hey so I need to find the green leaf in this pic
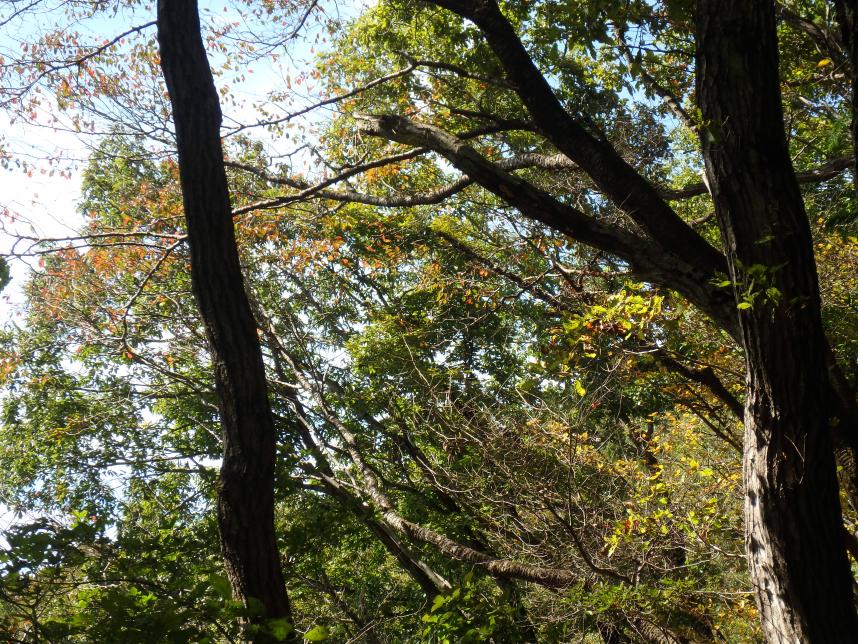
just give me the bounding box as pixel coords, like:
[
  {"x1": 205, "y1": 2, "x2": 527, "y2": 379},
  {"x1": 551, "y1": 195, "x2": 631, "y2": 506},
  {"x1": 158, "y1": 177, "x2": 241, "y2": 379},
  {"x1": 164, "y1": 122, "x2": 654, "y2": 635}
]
[
  {"x1": 304, "y1": 625, "x2": 330, "y2": 641},
  {"x1": 268, "y1": 618, "x2": 294, "y2": 641},
  {"x1": 209, "y1": 574, "x2": 232, "y2": 599},
  {"x1": 0, "y1": 257, "x2": 9, "y2": 294}
]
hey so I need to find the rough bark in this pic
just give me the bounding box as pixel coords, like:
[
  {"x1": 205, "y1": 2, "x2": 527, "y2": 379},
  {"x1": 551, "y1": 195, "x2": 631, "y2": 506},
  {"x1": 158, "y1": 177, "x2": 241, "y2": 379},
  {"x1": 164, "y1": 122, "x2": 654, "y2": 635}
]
[
  {"x1": 783, "y1": 5, "x2": 858, "y2": 514},
  {"x1": 696, "y1": 1, "x2": 858, "y2": 640},
  {"x1": 156, "y1": 0, "x2": 295, "y2": 638}
]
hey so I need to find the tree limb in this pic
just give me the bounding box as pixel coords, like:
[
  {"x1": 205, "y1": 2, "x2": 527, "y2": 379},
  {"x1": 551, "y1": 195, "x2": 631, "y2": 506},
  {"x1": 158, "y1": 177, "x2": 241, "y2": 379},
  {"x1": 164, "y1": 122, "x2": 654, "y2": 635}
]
[
  {"x1": 227, "y1": 151, "x2": 574, "y2": 209},
  {"x1": 357, "y1": 113, "x2": 739, "y2": 338},
  {"x1": 662, "y1": 155, "x2": 854, "y2": 200},
  {"x1": 423, "y1": 0, "x2": 727, "y2": 282}
]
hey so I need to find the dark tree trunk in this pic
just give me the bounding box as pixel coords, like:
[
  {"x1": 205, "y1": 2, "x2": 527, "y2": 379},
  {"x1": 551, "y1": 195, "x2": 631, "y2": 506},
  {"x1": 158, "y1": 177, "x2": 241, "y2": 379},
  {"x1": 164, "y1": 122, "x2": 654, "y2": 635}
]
[
  {"x1": 156, "y1": 0, "x2": 295, "y2": 638},
  {"x1": 696, "y1": 1, "x2": 858, "y2": 640}
]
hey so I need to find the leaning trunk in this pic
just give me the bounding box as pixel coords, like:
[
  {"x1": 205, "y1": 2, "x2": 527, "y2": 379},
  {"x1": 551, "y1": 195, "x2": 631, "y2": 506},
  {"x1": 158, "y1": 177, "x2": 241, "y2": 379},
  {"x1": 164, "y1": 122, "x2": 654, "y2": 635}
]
[
  {"x1": 696, "y1": 0, "x2": 858, "y2": 640},
  {"x1": 156, "y1": 0, "x2": 295, "y2": 637}
]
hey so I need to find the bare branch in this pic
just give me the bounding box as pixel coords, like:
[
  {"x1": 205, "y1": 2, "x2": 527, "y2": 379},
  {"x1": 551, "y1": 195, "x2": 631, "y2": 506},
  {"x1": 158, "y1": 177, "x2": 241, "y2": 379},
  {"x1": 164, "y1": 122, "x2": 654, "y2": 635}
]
[
  {"x1": 284, "y1": 0, "x2": 320, "y2": 41},
  {"x1": 397, "y1": 50, "x2": 516, "y2": 89},
  {"x1": 224, "y1": 63, "x2": 417, "y2": 137},
  {"x1": 227, "y1": 151, "x2": 574, "y2": 209},
  {"x1": 662, "y1": 155, "x2": 854, "y2": 200},
  {"x1": 613, "y1": 26, "x2": 695, "y2": 130},
  {"x1": 231, "y1": 148, "x2": 428, "y2": 215}
]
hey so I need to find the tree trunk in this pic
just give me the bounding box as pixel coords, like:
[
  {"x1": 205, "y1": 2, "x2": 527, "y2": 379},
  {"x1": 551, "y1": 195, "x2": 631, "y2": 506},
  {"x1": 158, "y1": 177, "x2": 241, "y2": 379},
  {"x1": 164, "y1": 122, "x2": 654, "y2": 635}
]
[
  {"x1": 156, "y1": 0, "x2": 295, "y2": 638},
  {"x1": 696, "y1": 1, "x2": 858, "y2": 640}
]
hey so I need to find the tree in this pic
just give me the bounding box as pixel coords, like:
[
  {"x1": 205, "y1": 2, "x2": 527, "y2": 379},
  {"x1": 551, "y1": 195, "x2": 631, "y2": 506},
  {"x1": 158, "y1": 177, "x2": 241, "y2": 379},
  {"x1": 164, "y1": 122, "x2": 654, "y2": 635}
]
[
  {"x1": 0, "y1": 134, "x2": 759, "y2": 639},
  {"x1": 336, "y1": 0, "x2": 858, "y2": 637},
  {"x1": 696, "y1": 1, "x2": 856, "y2": 638},
  {"x1": 156, "y1": 0, "x2": 295, "y2": 638},
  {"x1": 1, "y1": 0, "x2": 857, "y2": 640}
]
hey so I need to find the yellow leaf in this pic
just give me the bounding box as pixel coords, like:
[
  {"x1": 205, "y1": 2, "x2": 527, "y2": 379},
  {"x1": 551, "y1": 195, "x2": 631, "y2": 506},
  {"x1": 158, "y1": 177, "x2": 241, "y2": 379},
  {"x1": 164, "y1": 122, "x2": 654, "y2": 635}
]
[{"x1": 817, "y1": 58, "x2": 833, "y2": 68}]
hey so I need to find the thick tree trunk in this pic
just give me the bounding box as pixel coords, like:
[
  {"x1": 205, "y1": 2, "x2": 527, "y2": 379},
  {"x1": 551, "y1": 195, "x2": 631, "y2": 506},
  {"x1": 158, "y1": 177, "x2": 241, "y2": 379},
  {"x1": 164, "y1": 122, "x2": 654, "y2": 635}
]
[
  {"x1": 696, "y1": 1, "x2": 858, "y2": 641},
  {"x1": 156, "y1": 0, "x2": 295, "y2": 638}
]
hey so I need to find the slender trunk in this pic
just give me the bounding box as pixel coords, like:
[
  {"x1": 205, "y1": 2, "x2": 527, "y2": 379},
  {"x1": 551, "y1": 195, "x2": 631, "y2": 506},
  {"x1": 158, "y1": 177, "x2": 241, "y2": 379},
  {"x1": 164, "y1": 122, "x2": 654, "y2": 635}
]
[
  {"x1": 156, "y1": 0, "x2": 295, "y2": 638},
  {"x1": 696, "y1": 1, "x2": 858, "y2": 640}
]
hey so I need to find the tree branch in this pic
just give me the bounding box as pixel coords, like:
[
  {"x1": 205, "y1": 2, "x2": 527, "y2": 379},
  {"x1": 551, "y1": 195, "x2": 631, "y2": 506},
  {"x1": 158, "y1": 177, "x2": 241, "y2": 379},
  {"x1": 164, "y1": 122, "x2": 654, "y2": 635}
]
[
  {"x1": 227, "y1": 151, "x2": 574, "y2": 209},
  {"x1": 423, "y1": 0, "x2": 728, "y2": 282},
  {"x1": 777, "y1": 3, "x2": 846, "y2": 64},
  {"x1": 358, "y1": 113, "x2": 740, "y2": 338},
  {"x1": 613, "y1": 26, "x2": 695, "y2": 130},
  {"x1": 662, "y1": 155, "x2": 855, "y2": 200}
]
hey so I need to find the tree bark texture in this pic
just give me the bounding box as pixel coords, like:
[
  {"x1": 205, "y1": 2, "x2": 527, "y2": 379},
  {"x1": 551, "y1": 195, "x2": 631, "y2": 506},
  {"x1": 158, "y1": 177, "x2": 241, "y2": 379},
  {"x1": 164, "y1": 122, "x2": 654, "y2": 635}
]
[
  {"x1": 156, "y1": 0, "x2": 295, "y2": 637},
  {"x1": 696, "y1": 1, "x2": 858, "y2": 641}
]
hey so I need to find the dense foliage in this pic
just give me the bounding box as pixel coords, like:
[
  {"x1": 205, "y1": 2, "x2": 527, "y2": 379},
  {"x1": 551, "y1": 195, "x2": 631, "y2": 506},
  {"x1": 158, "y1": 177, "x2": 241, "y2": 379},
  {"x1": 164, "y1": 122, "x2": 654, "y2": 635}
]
[{"x1": 0, "y1": 0, "x2": 856, "y2": 641}]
